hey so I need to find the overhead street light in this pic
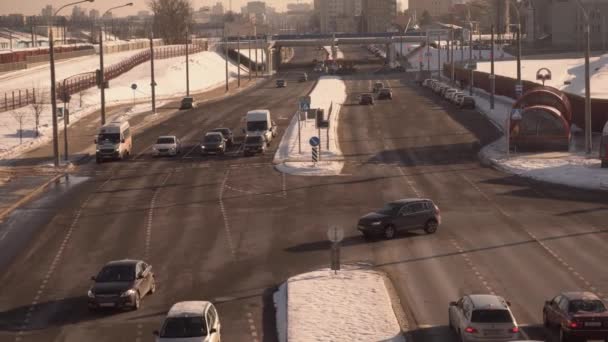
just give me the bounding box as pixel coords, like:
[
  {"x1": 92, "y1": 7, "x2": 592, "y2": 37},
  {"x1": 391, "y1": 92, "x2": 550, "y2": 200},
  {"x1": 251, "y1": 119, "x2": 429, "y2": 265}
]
[
  {"x1": 508, "y1": 0, "x2": 523, "y2": 98},
  {"x1": 99, "y1": 2, "x2": 133, "y2": 126},
  {"x1": 48, "y1": 0, "x2": 95, "y2": 167},
  {"x1": 573, "y1": 0, "x2": 593, "y2": 154}
]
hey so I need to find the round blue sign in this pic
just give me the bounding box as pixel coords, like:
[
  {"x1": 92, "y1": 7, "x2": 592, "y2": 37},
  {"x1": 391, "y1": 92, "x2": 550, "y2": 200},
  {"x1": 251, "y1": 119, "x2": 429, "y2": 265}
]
[{"x1": 309, "y1": 136, "x2": 320, "y2": 147}]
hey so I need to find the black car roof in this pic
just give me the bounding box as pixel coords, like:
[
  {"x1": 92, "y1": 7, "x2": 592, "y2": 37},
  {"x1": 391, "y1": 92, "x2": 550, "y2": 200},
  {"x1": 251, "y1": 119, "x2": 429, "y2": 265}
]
[
  {"x1": 105, "y1": 259, "x2": 141, "y2": 267},
  {"x1": 562, "y1": 291, "x2": 602, "y2": 300},
  {"x1": 390, "y1": 198, "x2": 432, "y2": 205}
]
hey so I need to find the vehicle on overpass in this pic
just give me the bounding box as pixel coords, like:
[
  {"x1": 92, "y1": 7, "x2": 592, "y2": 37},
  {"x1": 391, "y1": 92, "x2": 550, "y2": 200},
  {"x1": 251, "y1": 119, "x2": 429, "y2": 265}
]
[
  {"x1": 95, "y1": 120, "x2": 132, "y2": 163},
  {"x1": 88, "y1": 259, "x2": 156, "y2": 311},
  {"x1": 246, "y1": 109, "x2": 277, "y2": 143},
  {"x1": 357, "y1": 198, "x2": 440, "y2": 240},
  {"x1": 153, "y1": 301, "x2": 221, "y2": 341}
]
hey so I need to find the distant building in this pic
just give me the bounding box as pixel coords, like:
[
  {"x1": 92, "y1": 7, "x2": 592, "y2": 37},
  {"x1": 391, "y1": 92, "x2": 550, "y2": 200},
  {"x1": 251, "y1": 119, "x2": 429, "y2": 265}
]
[
  {"x1": 408, "y1": 0, "x2": 453, "y2": 19},
  {"x1": 287, "y1": 3, "x2": 312, "y2": 12},
  {"x1": 316, "y1": 0, "x2": 362, "y2": 33},
  {"x1": 0, "y1": 14, "x2": 26, "y2": 28},
  {"x1": 102, "y1": 12, "x2": 113, "y2": 20},
  {"x1": 211, "y1": 2, "x2": 224, "y2": 16},
  {"x1": 41, "y1": 5, "x2": 53, "y2": 18},
  {"x1": 89, "y1": 9, "x2": 100, "y2": 21},
  {"x1": 137, "y1": 10, "x2": 151, "y2": 18},
  {"x1": 361, "y1": 0, "x2": 396, "y2": 33},
  {"x1": 247, "y1": 1, "x2": 267, "y2": 24},
  {"x1": 71, "y1": 6, "x2": 87, "y2": 21}
]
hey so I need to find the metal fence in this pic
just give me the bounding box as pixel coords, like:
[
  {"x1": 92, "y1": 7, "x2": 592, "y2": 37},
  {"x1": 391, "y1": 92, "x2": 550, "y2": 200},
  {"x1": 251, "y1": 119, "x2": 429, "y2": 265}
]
[{"x1": 0, "y1": 43, "x2": 206, "y2": 113}]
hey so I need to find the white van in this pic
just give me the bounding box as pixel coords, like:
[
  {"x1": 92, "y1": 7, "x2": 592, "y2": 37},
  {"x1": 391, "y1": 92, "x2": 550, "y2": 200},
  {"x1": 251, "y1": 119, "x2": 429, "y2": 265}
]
[
  {"x1": 246, "y1": 109, "x2": 277, "y2": 143},
  {"x1": 95, "y1": 120, "x2": 132, "y2": 163}
]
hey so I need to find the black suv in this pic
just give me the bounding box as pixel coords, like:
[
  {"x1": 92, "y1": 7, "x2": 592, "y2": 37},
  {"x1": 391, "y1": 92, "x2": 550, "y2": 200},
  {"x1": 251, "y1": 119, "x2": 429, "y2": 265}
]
[{"x1": 357, "y1": 198, "x2": 441, "y2": 240}]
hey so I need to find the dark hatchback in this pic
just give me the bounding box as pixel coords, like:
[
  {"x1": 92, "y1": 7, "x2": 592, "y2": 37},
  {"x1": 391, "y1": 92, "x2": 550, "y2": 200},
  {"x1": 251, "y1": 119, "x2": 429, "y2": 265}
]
[
  {"x1": 377, "y1": 88, "x2": 393, "y2": 100},
  {"x1": 543, "y1": 291, "x2": 608, "y2": 342},
  {"x1": 201, "y1": 132, "x2": 226, "y2": 155},
  {"x1": 210, "y1": 127, "x2": 234, "y2": 147},
  {"x1": 357, "y1": 198, "x2": 441, "y2": 240},
  {"x1": 88, "y1": 259, "x2": 156, "y2": 311},
  {"x1": 360, "y1": 93, "x2": 375, "y2": 105}
]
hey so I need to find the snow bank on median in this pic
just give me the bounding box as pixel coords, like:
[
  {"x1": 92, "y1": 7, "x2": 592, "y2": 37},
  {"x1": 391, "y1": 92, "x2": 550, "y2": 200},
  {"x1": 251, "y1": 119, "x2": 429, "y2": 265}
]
[
  {"x1": 274, "y1": 268, "x2": 405, "y2": 342},
  {"x1": 273, "y1": 76, "x2": 347, "y2": 176},
  {"x1": 324, "y1": 46, "x2": 344, "y2": 60}
]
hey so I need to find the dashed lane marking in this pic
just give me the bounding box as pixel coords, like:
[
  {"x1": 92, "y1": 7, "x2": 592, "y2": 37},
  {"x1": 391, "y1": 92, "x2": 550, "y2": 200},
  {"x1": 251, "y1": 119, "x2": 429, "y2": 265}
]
[
  {"x1": 14, "y1": 176, "x2": 113, "y2": 341},
  {"x1": 219, "y1": 170, "x2": 237, "y2": 260},
  {"x1": 247, "y1": 311, "x2": 260, "y2": 342}
]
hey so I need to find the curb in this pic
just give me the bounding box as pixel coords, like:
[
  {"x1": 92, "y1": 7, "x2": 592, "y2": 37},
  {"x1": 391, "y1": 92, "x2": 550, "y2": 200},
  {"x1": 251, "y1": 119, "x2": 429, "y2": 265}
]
[{"x1": 0, "y1": 173, "x2": 65, "y2": 223}]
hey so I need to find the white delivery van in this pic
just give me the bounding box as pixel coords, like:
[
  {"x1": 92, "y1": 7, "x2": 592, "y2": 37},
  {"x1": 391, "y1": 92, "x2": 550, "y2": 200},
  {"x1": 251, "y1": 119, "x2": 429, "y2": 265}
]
[
  {"x1": 95, "y1": 120, "x2": 132, "y2": 163},
  {"x1": 246, "y1": 109, "x2": 276, "y2": 143}
]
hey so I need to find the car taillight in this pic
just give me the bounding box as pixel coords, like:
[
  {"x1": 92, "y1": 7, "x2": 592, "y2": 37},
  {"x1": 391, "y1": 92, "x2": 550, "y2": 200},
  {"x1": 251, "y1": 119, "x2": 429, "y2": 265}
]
[
  {"x1": 569, "y1": 321, "x2": 578, "y2": 329},
  {"x1": 434, "y1": 204, "x2": 440, "y2": 213},
  {"x1": 465, "y1": 327, "x2": 478, "y2": 334},
  {"x1": 510, "y1": 326, "x2": 519, "y2": 333}
]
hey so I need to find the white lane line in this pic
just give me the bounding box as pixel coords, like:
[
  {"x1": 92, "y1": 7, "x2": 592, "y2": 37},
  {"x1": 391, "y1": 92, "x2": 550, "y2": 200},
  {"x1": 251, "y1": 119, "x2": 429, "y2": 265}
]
[
  {"x1": 182, "y1": 144, "x2": 200, "y2": 159},
  {"x1": 282, "y1": 172, "x2": 287, "y2": 198},
  {"x1": 14, "y1": 176, "x2": 113, "y2": 341},
  {"x1": 133, "y1": 145, "x2": 153, "y2": 161},
  {"x1": 460, "y1": 173, "x2": 603, "y2": 297},
  {"x1": 144, "y1": 172, "x2": 172, "y2": 260},
  {"x1": 247, "y1": 311, "x2": 259, "y2": 342},
  {"x1": 219, "y1": 170, "x2": 237, "y2": 260}
]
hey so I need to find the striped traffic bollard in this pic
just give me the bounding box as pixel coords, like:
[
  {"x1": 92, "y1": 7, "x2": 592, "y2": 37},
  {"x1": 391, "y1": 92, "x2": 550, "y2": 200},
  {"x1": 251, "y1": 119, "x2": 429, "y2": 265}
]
[{"x1": 312, "y1": 146, "x2": 319, "y2": 163}]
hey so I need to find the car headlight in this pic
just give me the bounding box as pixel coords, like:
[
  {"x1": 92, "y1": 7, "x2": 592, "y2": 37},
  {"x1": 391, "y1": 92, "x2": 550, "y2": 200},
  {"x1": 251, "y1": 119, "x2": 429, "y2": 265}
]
[
  {"x1": 201, "y1": 145, "x2": 206, "y2": 149},
  {"x1": 87, "y1": 290, "x2": 95, "y2": 298},
  {"x1": 371, "y1": 221, "x2": 382, "y2": 226},
  {"x1": 121, "y1": 289, "x2": 136, "y2": 297},
  {"x1": 152, "y1": 146, "x2": 158, "y2": 151}
]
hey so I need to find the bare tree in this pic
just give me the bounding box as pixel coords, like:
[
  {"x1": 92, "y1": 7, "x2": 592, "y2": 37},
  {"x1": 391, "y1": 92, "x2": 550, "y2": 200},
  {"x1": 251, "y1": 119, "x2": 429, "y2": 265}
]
[
  {"x1": 148, "y1": 0, "x2": 193, "y2": 44},
  {"x1": 11, "y1": 110, "x2": 29, "y2": 145},
  {"x1": 30, "y1": 88, "x2": 47, "y2": 137}
]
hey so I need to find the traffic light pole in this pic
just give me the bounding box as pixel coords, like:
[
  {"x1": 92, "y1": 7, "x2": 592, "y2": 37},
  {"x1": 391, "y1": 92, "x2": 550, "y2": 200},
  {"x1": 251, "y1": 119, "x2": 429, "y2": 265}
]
[
  {"x1": 150, "y1": 34, "x2": 156, "y2": 114},
  {"x1": 99, "y1": 29, "x2": 106, "y2": 125}
]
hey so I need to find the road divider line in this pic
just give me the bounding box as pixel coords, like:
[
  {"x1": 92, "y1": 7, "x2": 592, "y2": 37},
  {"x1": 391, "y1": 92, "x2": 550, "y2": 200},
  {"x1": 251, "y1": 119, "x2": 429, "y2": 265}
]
[{"x1": 219, "y1": 170, "x2": 237, "y2": 260}]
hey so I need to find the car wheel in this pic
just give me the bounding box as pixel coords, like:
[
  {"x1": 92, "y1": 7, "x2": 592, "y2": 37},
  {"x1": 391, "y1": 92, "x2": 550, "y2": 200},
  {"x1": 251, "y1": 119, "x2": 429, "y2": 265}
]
[
  {"x1": 424, "y1": 220, "x2": 438, "y2": 234},
  {"x1": 149, "y1": 280, "x2": 156, "y2": 295},
  {"x1": 132, "y1": 292, "x2": 141, "y2": 310},
  {"x1": 384, "y1": 225, "x2": 396, "y2": 239}
]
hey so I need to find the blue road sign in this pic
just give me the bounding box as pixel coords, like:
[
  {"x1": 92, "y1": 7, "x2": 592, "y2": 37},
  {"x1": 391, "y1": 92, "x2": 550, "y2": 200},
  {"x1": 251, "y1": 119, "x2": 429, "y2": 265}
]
[
  {"x1": 299, "y1": 96, "x2": 311, "y2": 111},
  {"x1": 309, "y1": 136, "x2": 320, "y2": 147}
]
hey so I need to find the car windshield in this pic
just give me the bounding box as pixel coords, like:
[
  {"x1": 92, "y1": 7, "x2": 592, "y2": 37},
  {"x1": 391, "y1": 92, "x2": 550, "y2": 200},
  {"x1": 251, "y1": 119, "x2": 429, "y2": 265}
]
[
  {"x1": 160, "y1": 316, "x2": 207, "y2": 338},
  {"x1": 569, "y1": 300, "x2": 606, "y2": 313},
  {"x1": 156, "y1": 137, "x2": 175, "y2": 144},
  {"x1": 246, "y1": 136, "x2": 263, "y2": 144},
  {"x1": 471, "y1": 309, "x2": 512, "y2": 323},
  {"x1": 204, "y1": 134, "x2": 221, "y2": 142},
  {"x1": 248, "y1": 121, "x2": 268, "y2": 131},
  {"x1": 212, "y1": 129, "x2": 229, "y2": 136},
  {"x1": 98, "y1": 133, "x2": 120, "y2": 144},
  {"x1": 377, "y1": 203, "x2": 401, "y2": 215},
  {"x1": 380, "y1": 89, "x2": 390, "y2": 94},
  {"x1": 96, "y1": 265, "x2": 135, "y2": 282}
]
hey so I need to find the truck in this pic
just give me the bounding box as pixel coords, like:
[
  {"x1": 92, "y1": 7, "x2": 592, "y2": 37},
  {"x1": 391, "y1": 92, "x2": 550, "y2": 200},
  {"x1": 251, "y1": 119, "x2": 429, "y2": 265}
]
[{"x1": 245, "y1": 109, "x2": 277, "y2": 143}]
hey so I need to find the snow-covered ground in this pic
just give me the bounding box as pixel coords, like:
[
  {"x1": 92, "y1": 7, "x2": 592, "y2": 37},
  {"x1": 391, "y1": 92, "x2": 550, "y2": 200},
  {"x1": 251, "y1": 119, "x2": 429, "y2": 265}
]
[
  {"x1": 323, "y1": 46, "x2": 344, "y2": 60},
  {"x1": 477, "y1": 53, "x2": 608, "y2": 99},
  {"x1": 274, "y1": 76, "x2": 346, "y2": 176},
  {"x1": 394, "y1": 42, "x2": 420, "y2": 56},
  {"x1": 409, "y1": 45, "x2": 513, "y2": 71},
  {"x1": 469, "y1": 86, "x2": 608, "y2": 191},
  {"x1": 0, "y1": 51, "x2": 242, "y2": 159},
  {"x1": 274, "y1": 268, "x2": 404, "y2": 342},
  {"x1": 235, "y1": 48, "x2": 266, "y2": 63}
]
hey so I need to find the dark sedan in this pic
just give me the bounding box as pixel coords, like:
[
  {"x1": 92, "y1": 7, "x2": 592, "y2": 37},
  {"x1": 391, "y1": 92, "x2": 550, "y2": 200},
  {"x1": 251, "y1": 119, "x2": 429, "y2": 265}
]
[
  {"x1": 88, "y1": 259, "x2": 155, "y2": 311},
  {"x1": 377, "y1": 88, "x2": 393, "y2": 100},
  {"x1": 357, "y1": 198, "x2": 441, "y2": 240},
  {"x1": 360, "y1": 93, "x2": 374, "y2": 105},
  {"x1": 543, "y1": 292, "x2": 608, "y2": 342},
  {"x1": 201, "y1": 132, "x2": 226, "y2": 155},
  {"x1": 210, "y1": 127, "x2": 234, "y2": 147}
]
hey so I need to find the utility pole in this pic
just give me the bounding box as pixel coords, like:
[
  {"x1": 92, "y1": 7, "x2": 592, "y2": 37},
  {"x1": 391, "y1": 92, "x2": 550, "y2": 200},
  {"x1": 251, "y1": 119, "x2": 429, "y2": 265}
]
[
  {"x1": 490, "y1": 25, "x2": 495, "y2": 110},
  {"x1": 150, "y1": 33, "x2": 156, "y2": 114},
  {"x1": 237, "y1": 35, "x2": 241, "y2": 87},
  {"x1": 49, "y1": 26, "x2": 59, "y2": 166},
  {"x1": 426, "y1": 32, "x2": 430, "y2": 76},
  {"x1": 469, "y1": 24, "x2": 473, "y2": 96},
  {"x1": 451, "y1": 29, "x2": 455, "y2": 82},
  {"x1": 584, "y1": 20, "x2": 592, "y2": 154},
  {"x1": 224, "y1": 28, "x2": 229, "y2": 92},
  {"x1": 248, "y1": 37, "x2": 252, "y2": 81},
  {"x1": 186, "y1": 26, "x2": 190, "y2": 96},
  {"x1": 261, "y1": 37, "x2": 265, "y2": 76},
  {"x1": 437, "y1": 33, "x2": 441, "y2": 79},
  {"x1": 99, "y1": 28, "x2": 106, "y2": 124}
]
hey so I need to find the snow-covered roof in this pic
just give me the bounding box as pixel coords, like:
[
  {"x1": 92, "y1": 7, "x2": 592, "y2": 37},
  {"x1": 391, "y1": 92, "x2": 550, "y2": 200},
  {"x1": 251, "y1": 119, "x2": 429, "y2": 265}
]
[{"x1": 167, "y1": 301, "x2": 210, "y2": 317}]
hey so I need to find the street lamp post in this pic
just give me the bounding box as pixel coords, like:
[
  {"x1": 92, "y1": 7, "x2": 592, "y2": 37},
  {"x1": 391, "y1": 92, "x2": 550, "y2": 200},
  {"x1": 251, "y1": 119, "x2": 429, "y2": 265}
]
[
  {"x1": 509, "y1": 0, "x2": 522, "y2": 97},
  {"x1": 99, "y1": 3, "x2": 132, "y2": 126},
  {"x1": 186, "y1": 26, "x2": 190, "y2": 96},
  {"x1": 573, "y1": 0, "x2": 593, "y2": 154},
  {"x1": 48, "y1": 0, "x2": 95, "y2": 167}
]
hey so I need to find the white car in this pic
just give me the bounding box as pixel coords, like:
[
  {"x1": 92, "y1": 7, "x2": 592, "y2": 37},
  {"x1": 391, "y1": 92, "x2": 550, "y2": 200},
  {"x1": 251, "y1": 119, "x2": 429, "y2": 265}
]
[
  {"x1": 449, "y1": 294, "x2": 520, "y2": 342},
  {"x1": 152, "y1": 136, "x2": 181, "y2": 157},
  {"x1": 444, "y1": 88, "x2": 459, "y2": 100},
  {"x1": 453, "y1": 93, "x2": 466, "y2": 104},
  {"x1": 154, "y1": 301, "x2": 221, "y2": 342}
]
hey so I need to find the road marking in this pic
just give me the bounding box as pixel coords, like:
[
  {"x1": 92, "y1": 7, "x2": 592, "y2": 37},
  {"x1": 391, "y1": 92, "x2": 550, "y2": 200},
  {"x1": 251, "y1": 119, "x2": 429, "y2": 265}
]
[
  {"x1": 13, "y1": 176, "x2": 113, "y2": 341},
  {"x1": 282, "y1": 172, "x2": 287, "y2": 198},
  {"x1": 182, "y1": 144, "x2": 200, "y2": 159},
  {"x1": 247, "y1": 311, "x2": 259, "y2": 342},
  {"x1": 219, "y1": 170, "x2": 237, "y2": 260},
  {"x1": 133, "y1": 145, "x2": 153, "y2": 161}
]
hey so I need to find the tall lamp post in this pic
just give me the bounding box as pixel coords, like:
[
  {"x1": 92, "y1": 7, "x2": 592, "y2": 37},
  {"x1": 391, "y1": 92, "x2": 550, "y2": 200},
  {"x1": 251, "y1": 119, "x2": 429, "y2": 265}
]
[
  {"x1": 99, "y1": 3, "x2": 133, "y2": 126},
  {"x1": 573, "y1": 0, "x2": 593, "y2": 154},
  {"x1": 48, "y1": 0, "x2": 95, "y2": 167},
  {"x1": 509, "y1": 0, "x2": 522, "y2": 97}
]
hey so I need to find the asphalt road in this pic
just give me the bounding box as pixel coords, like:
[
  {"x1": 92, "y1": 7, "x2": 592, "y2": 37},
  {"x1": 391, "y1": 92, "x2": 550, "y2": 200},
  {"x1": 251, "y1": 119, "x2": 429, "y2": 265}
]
[{"x1": 0, "y1": 45, "x2": 607, "y2": 342}]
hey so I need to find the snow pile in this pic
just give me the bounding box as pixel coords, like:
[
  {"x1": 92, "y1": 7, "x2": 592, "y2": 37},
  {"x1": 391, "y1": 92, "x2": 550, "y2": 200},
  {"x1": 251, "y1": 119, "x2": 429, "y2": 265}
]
[
  {"x1": 274, "y1": 268, "x2": 404, "y2": 342},
  {"x1": 236, "y1": 48, "x2": 266, "y2": 63},
  {"x1": 0, "y1": 51, "x2": 241, "y2": 160},
  {"x1": 409, "y1": 45, "x2": 513, "y2": 71},
  {"x1": 394, "y1": 42, "x2": 421, "y2": 56},
  {"x1": 274, "y1": 76, "x2": 346, "y2": 176},
  {"x1": 470, "y1": 88, "x2": 608, "y2": 191},
  {"x1": 323, "y1": 46, "x2": 344, "y2": 60},
  {"x1": 477, "y1": 53, "x2": 608, "y2": 99}
]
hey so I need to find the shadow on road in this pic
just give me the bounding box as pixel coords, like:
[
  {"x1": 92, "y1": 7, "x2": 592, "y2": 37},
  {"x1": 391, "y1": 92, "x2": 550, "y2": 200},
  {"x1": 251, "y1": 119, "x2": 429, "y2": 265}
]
[{"x1": 285, "y1": 231, "x2": 423, "y2": 253}]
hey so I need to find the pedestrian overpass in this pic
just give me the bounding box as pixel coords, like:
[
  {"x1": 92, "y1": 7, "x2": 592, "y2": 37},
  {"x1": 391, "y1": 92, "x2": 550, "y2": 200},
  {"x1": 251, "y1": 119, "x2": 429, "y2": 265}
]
[{"x1": 219, "y1": 33, "x2": 428, "y2": 73}]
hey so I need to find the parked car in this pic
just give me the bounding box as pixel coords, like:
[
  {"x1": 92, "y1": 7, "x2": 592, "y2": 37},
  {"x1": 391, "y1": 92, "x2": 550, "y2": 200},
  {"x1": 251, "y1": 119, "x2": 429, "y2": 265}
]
[
  {"x1": 276, "y1": 79, "x2": 286, "y2": 88},
  {"x1": 422, "y1": 79, "x2": 433, "y2": 87},
  {"x1": 153, "y1": 301, "x2": 221, "y2": 342},
  {"x1": 88, "y1": 259, "x2": 156, "y2": 311},
  {"x1": 444, "y1": 88, "x2": 459, "y2": 101},
  {"x1": 543, "y1": 291, "x2": 608, "y2": 342},
  {"x1": 377, "y1": 88, "x2": 393, "y2": 100},
  {"x1": 152, "y1": 136, "x2": 181, "y2": 157},
  {"x1": 458, "y1": 96, "x2": 476, "y2": 109},
  {"x1": 180, "y1": 97, "x2": 195, "y2": 110},
  {"x1": 359, "y1": 93, "x2": 375, "y2": 105},
  {"x1": 439, "y1": 85, "x2": 451, "y2": 97},
  {"x1": 243, "y1": 134, "x2": 268, "y2": 156},
  {"x1": 210, "y1": 128, "x2": 234, "y2": 147},
  {"x1": 449, "y1": 92, "x2": 465, "y2": 103},
  {"x1": 200, "y1": 132, "x2": 226, "y2": 155},
  {"x1": 357, "y1": 198, "x2": 441, "y2": 240},
  {"x1": 449, "y1": 294, "x2": 520, "y2": 342},
  {"x1": 372, "y1": 82, "x2": 384, "y2": 93},
  {"x1": 299, "y1": 72, "x2": 308, "y2": 82}
]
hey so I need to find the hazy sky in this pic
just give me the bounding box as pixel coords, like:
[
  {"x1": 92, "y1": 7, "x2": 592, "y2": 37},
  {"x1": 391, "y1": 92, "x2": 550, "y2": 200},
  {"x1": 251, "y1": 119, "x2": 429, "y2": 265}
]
[{"x1": 0, "y1": 0, "x2": 408, "y2": 16}]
